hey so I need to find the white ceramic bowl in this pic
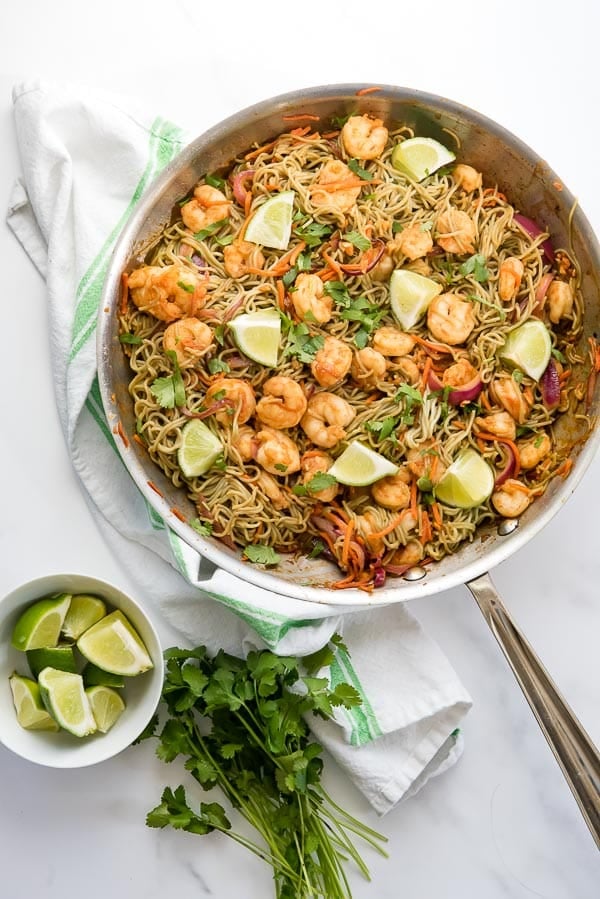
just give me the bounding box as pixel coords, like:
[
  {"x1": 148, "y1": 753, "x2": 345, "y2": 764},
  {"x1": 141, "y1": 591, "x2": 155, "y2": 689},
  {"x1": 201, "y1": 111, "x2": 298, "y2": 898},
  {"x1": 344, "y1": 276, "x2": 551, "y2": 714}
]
[{"x1": 0, "y1": 573, "x2": 164, "y2": 768}]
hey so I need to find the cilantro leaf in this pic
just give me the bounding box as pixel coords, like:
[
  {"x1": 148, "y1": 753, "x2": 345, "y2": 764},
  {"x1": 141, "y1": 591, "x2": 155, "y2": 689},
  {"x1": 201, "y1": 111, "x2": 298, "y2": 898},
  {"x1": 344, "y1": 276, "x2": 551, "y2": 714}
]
[
  {"x1": 243, "y1": 544, "x2": 281, "y2": 566},
  {"x1": 459, "y1": 254, "x2": 489, "y2": 283},
  {"x1": 208, "y1": 358, "x2": 231, "y2": 375},
  {"x1": 343, "y1": 231, "x2": 371, "y2": 252},
  {"x1": 283, "y1": 320, "x2": 325, "y2": 364},
  {"x1": 306, "y1": 472, "x2": 337, "y2": 493},
  {"x1": 392, "y1": 221, "x2": 404, "y2": 233},
  {"x1": 552, "y1": 347, "x2": 567, "y2": 363},
  {"x1": 119, "y1": 333, "x2": 142, "y2": 345},
  {"x1": 190, "y1": 518, "x2": 213, "y2": 537},
  {"x1": 308, "y1": 539, "x2": 325, "y2": 559},
  {"x1": 177, "y1": 280, "x2": 196, "y2": 293},
  {"x1": 150, "y1": 375, "x2": 177, "y2": 408},
  {"x1": 205, "y1": 172, "x2": 226, "y2": 190},
  {"x1": 323, "y1": 280, "x2": 351, "y2": 306},
  {"x1": 293, "y1": 219, "x2": 333, "y2": 248},
  {"x1": 193, "y1": 219, "x2": 228, "y2": 241},
  {"x1": 347, "y1": 158, "x2": 373, "y2": 180}
]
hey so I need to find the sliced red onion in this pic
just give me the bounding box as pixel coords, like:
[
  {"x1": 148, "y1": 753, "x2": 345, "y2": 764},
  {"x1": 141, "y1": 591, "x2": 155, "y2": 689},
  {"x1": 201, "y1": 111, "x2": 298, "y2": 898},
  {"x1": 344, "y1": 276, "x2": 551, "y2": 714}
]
[
  {"x1": 373, "y1": 566, "x2": 386, "y2": 588},
  {"x1": 384, "y1": 562, "x2": 413, "y2": 577},
  {"x1": 191, "y1": 253, "x2": 206, "y2": 269},
  {"x1": 494, "y1": 444, "x2": 517, "y2": 488},
  {"x1": 534, "y1": 272, "x2": 554, "y2": 305},
  {"x1": 540, "y1": 358, "x2": 561, "y2": 409},
  {"x1": 428, "y1": 369, "x2": 483, "y2": 405},
  {"x1": 513, "y1": 213, "x2": 555, "y2": 263},
  {"x1": 223, "y1": 295, "x2": 245, "y2": 322},
  {"x1": 310, "y1": 515, "x2": 342, "y2": 541},
  {"x1": 181, "y1": 399, "x2": 231, "y2": 420},
  {"x1": 339, "y1": 239, "x2": 386, "y2": 275},
  {"x1": 231, "y1": 169, "x2": 256, "y2": 206}
]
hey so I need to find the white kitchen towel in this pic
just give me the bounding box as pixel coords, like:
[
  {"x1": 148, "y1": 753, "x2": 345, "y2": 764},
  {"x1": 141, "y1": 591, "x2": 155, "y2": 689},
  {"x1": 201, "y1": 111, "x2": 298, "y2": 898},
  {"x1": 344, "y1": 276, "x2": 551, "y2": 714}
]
[{"x1": 7, "y1": 79, "x2": 472, "y2": 814}]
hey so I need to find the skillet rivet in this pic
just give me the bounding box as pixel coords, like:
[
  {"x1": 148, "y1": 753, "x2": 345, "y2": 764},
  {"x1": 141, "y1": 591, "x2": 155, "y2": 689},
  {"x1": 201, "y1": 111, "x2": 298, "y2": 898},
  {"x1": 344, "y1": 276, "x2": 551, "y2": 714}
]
[
  {"x1": 403, "y1": 566, "x2": 427, "y2": 581},
  {"x1": 498, "y1": 519, "x2": 519, "y2": 536}
]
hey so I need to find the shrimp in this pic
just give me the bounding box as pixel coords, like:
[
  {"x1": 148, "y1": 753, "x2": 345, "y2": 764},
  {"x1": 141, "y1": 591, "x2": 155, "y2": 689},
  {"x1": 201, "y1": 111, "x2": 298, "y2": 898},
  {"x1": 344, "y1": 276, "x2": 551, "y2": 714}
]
[
  {"x1": 491, "y1": 377, "x2": 531, "y2": 424},
  {"x1": 547, "y1": 280, "x2": 574, "y2": 323},
  {"x1": 427, "y1": 293, "x2": 475, "y2": 345},
  {"x1": 255, "y1": 427, "x2": 301, "y2": 475},
  {"x1": 300, "y1": 393, "x2": 355, "y2": 448},
  {"x1": 518, "y1": 433, "x2": 552, "y2": 470},
  {"x1": 372, "y1": 327, "x2": 415, "y2": 357},
  {"x1": 205, "y1": 378, "x2": 256, "y2": 426},
  {"x1": 491, "y1": 479, "x2": 532, "y2": 518},
  {"x1": 370, "y1": 251, "x2": 394, "y2": 282},
  {"x1": 498, "y1": 257, "x2": 524, "y2": 302},
  {"x1": 453, "y1": 164, "x2": 482, "y2": 193},
  {"x1": 371, "y1": 473, "x2": 411, "y2": 510},
  {"x1": 128, "y1": 264, "x2": 207, "y2": 322},
  {"x1": 350, "y1": 347, "x2": 387, "y2": 388},
  {"x1": 474, "y1": 411, "x2": 517, "y2": 441},
  {"x1": 354, "y1": 510, "x2": 385, "y2": 555},
  {"x1": 395, "y1": 356, "x2": 421, "y2": 385},
  {"x1": 300, "y1": 450, "x2": 339, "y2": 502},
  {"x1": 291, "y1": 273, "x2": 332, "y2": 323},
  {"x1": 311, "y1": 159, "x2": 362, "y2": 213},
  {"x1": 256, "y1": 377, "x2": 307, "y2": 429},
  {"x1": 391, "y1": 223, "x2": 433, "y2": 261},
  {"x1": 441, "y1": 358, "x2": 479, "y2": 387},
  {"x1": 406, "y1": 443, "x2": 447, "y2": 485},
  {"x1": 341, "y1": 114, "x2": 388, "y2": 160},
  {"x1": 256, "y1": 470, "x2": 290, "y2": 510},
  {"x1": 163, "y1": 318, "x2": 213, "y2": 368},
  {"x1": 230, "y1": 425, "x2": 257, "y2": 462},
  {"x1": 435, "y1": 209, "x2": 476, "y2": 255},
  {"x1": 181, "y1": 184, "x2": 231, "y2": 233},
  {"x1": 311, "y1": 337, "x2": 353, "y2": 388},
  {"x1": 223, "y1": 240, "x2": 265, "y2": 278},
  {"x1": 389, "y1": 539, "x2": 424, "y2": 567}
]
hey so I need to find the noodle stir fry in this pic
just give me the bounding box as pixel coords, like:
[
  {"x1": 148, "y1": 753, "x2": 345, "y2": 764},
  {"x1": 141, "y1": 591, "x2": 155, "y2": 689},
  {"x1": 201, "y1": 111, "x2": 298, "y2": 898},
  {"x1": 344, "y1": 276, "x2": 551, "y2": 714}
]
[{"x1": 119, "y1": 114, "x2": 588, "y2": 591}]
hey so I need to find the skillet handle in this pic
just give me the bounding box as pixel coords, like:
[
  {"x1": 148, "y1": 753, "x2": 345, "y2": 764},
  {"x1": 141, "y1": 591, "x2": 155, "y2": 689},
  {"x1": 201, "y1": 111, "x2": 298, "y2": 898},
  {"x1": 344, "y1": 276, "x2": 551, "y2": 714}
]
[{"x1": 466, "y1": 572, "x2": 600, "y2": 849}]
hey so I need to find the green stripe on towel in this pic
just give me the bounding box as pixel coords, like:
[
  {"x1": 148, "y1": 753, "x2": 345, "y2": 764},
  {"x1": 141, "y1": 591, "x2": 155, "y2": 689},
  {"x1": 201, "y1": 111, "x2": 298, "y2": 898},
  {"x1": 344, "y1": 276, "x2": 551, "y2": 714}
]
[{"x1": 330, "y1": 647, "x2": 382, "y2": 746}]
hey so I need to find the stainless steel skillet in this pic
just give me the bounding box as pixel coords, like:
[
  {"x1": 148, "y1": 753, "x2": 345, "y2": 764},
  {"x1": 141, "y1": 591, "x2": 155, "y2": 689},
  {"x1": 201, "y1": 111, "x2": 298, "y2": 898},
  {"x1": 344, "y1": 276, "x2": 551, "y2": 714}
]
[{"x1": 97, "y1": 85, "x2": 600, "y2": 844}]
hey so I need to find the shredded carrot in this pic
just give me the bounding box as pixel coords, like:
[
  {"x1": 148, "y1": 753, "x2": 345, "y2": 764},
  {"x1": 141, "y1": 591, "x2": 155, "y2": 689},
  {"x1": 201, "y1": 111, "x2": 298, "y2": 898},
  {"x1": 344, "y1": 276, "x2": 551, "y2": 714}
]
[
  {"x1": 589, "y1": 336, "x2": 600, "y2": 372},
  {"x1": 283, "y1": 114, "x2": 320, "y2": 123},
  {"x1": 476, "y1": 431, "x2": 521, "y2": 478},
  {"x1": 132, "y1": 433, "x2": 145, "y2": 447},
  {"x1": 276, "y1": 279, "x2": 285, "y2": 312},
  {"x1": 421, "y1": 356, "x2": 432, "y2": 392},
  {"x1": 244, "y1": 190, "x2": 252, "y2": 218},
  {"x1": 356, "y1": 86, "x2": 382, "y2": 96},
  {"x1": 431, "y1": 502, "x2": 442, "y2": 530},
  {"x1": 420, "y1": 510, "x2": 433, "y2": 545},
  {"x1": 115, "y1": 420, "x2": 129, "y2": 448},
  {"x1": 244, "y1": 139, "x2": 278, "y2": 162},
  {"x1": 119, "y1": 272, "x2": 129, "y2": 315},
  {"x1": 147, "y1": 480, "x2": 163, "y2": 497},
  {"x1": 322, "y1": 130, "x2": 340, "y2": 139},
  {"x1": 480, "y1": 390, "x2": 493, "y2": 412},
  {"x1": 412, "y1": 334, "x2": 457, "y2": 358},
  {"x1": 477, "y1": 438, "x2": 486, "y2": 454},
  {"x1": 367, "y1": 513, "x2": 406, "y2": 542},
  {"x1": 322, "y1": 249, "x2": 344, "y2": 279},
  {"x1": 341, "y1": 519, "x2": 355, "y2": 570},
  {"x1": 170, "y1": 508, "x2": 186, "y2": 523},
  {"x1": 558, "y1": 368, "x2": 572, "y2": 384},
  {"x1": 410, "y1": 480, "x2": 418, "y2": 518},
  {"x1": 555, "y1": 458, "x2": 573, "y2": 479}
]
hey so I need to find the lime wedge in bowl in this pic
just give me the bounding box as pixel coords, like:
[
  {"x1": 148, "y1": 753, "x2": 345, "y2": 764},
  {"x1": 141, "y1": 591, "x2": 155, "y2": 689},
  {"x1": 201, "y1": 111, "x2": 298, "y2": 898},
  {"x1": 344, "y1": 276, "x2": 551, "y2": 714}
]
[
  {"x1": 77, "y1": 610, "x2": 153, "y2": 677},
  {"x1": 9, "y1": 673, "x2": 60, "y2": 732},
  {"x1": 229, "y1": 308, "x2": 281, "y2": 367},
  {"x1": 27, "y1": 645, "x2": 77, "y2": 679},
  {"x1": 245, "y1": 190, "x2": 295, "y2": 249},
  {"x1": 62, "y1": 594, "x2": 107, "y2": 640},
  {"x1": 327, "y1": 441, "x2": 399, "y2": 487},
  {"x1": 178, "y1": 419, "x2": 223, "y2": 478},
  {"x1": 390, "y1": 269, "x2": 442, "y2": 330},
  {"x1": 82, "y1": 663, "x2": 125, "y2": 689},
  {"x1": 435, "y1": 449, "x2": 495, "y2": 509},
  {"x1": 391, "y1": 137, "x2": 456, "y2": 182},
  {"x1": 11, "y1": 593, "x2": 72, "y2": 651},
  {"x1": 86, "y1": 685, "x2": 126, "y2": 734},
  {"x1": 38, "y1": 668, "x2": 97, "y2": 737},
  {"x1": 498, "y1": 319, "x2": 552, "y2": 381}
]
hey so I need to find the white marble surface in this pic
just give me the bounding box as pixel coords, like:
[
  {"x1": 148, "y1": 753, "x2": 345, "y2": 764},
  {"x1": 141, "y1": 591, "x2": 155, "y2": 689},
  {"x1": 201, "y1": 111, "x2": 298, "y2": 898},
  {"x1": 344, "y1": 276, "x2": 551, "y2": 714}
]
[{"x1": 1, "y1": 1, "x2": 599, "y2": 896}]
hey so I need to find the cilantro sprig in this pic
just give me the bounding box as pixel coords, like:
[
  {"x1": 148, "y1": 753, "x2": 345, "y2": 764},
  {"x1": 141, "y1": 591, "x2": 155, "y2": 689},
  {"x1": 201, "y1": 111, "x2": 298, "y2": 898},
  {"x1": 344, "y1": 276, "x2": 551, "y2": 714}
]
[
  {"x1": 459, "y1": 253, "x2": 489, "y2": 283},
  {"x1": 281, "y1": 314, "x2": 325, "y2": 364},
  {"x1": 347, "y1": 158, "x2": 373, "y2": 180},
  {"x1": 324, "y1": 281, "x2": 385, "y2": 347},
  {"x1": 150, "y1": 351, "x2": 186, "y2": 409},
  {"x1": 141, "y1": 639, "x2": 387, "y2": 896},
  {"x1": 243, "y1": 544, "x2": 281, "y2": 566}
]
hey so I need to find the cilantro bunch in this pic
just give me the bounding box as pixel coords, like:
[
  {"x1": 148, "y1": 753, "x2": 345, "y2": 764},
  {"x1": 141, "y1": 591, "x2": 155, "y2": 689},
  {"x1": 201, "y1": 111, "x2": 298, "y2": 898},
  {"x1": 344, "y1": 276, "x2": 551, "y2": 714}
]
[{"x1": 141, "y1": 638, "x2": 387, "y2": 898}]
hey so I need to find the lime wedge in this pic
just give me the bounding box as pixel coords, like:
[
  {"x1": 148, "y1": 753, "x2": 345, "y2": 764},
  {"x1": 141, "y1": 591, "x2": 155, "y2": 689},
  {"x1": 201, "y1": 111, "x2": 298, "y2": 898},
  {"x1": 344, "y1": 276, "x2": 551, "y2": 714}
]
[
  {"x1": 390, "y1": 269, "x2": 443, "y2": 329},
  {"x1": 11, "y1": 593, "x2": 72, "y2": 651},
  {"x1": 9, "y1": 673, "x2": 60, "y2": 731},
  {"x1": 391, "y1": 137, "x2": 456, "y2": 182},
  {"x1": 498, "y1": 319, "x2": 552, "y2": 381},
  {"x1": 82, "y1": 663, "x2": 125, "y2": 689},
  {"x1": 435, "y1": 449, "x2": 494, "y2": 509},
  {"x1": 245, "y1": 190, "x2": 295, "y2": 250},
  {"x1": 327, "y1": 441, "x2": 399, "y2": 487},
  {"x1": 62, "y1": 594, "x2": 107, "y2": 640},
  {"x1": 27, "y1": 644, "x2": 77, "y2": 679},
  {"x1": 229, "y1": 308, "x2": 281, "y2": 367},
  {"x1": 86, "y1": 685, "x2": 126, "y2": 733},
  {"x1": 77, "y1": 610, "x2": 153, "y2": 677},
  {"x1": 178, "y1": 419, "x2": 223, "y2": 478},
  {"x1": 38, "y1": 668, "x2": 97, "y2": 737}
]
